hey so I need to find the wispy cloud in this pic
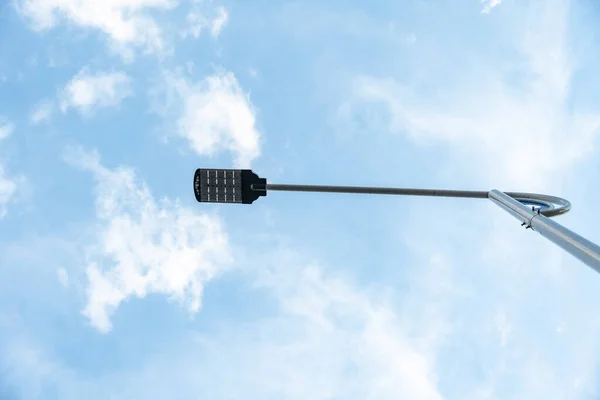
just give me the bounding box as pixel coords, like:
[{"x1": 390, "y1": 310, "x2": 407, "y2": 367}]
[
  {"x1": 15, "y1": 0, "x2": 175, "y2": 57},
  {"x1": 0, "y1": 170, "x2": 17, "y2": 219},
  {"x1": 339, "y1": 1, "x2": 600, "y2": 190},
  {"x1": 0, "y1": 241, "x2": 447, "y2": 399},
  {"x1": 0, "y1": 119, "x2": 14, "y2": 140},
  {"x1": 154, "y1": 70, "x2": 261, "y2": 168},
  {"x1": 0, "y1": 118, "x2": 17, "y2": 218},
  {"x1": 16, "y1": 0, "x2": 229, "y2": 59},
  {"x1": 59, "y1": 69, "x2": 133, "y2": 116},
  {"x1": 63, "y1": 145, "x2": 232, "y2": 333},
  {"x1": 210, "y1": 6, "x2": 229, "y2": 37},
  {"x1": 231, "y1": 248, "x2": 445, "y2": 399},
  {"x1": 30, "y1": 100, "x2": 54, "y2": 124},
  {"x1": 481, "y1": 0, "x2": 502, "y2": 14},
  {"x1": 57, "y1": 268, "x2": 69, "y2": 288},
  {"x1": 183, "y1": 4, "x2": 229, "y2": 39},
  {"x1": 404, "y1": 33, "x2": 417, "y2": 44}
]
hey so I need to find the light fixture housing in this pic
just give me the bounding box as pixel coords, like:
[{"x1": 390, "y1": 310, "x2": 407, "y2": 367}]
[{"x1": 193, "y1": 168, "x2": 267, "y2": 204}]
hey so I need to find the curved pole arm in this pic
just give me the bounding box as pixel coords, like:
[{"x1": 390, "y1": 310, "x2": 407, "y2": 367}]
[{"x1": 489, "y1": 190, "x2": 600, "y2": 273}]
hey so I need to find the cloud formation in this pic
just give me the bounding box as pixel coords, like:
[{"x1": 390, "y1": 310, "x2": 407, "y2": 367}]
[
  {"x1": 183, "y1": 4, "x2": 228, "y2": 39},
  {"x1": 63, "y1": 146, "x2": 232, "y2": 332},
  {"x1": 481, "y1": 0, "x2": 502, "y2": 14},
  {"x1": 16, "y1": 0, "x2": 175, "y2": 56},
  {"x1": 0, "y1": 119, "x2": 17, "y2": 218},
  {"x1": 339, "y1": 1, "x2": 600, "y2": 190},
  {"x1": 60, "y1": 69, "x2": 133, "y2": 116},
  {"x1": 227, "y1": 250, "x2": 444, "y2": 399},
  {"x1": 157, "y1": 70, "x2": 261, "y2": 168},
  {"x1": 0, "y1": 119, "x2": 14, "y2": 140},
  {"x1": 30, "y1": 100, "x2": 54, "y2": 124},
  {"x1": 0, "y1": 242, "x2": 446, "y2": 399},
  {"x1": 16, "y1": 0, "x2": 230, "y2": 59}
]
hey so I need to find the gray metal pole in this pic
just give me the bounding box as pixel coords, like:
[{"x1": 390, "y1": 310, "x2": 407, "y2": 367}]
[
  {"x1": 263, "y1": 184, "x2": 570, "y2": 217},
  {"x1": 264, "y1": 183, "x2": 489, "y2": 199},
  {"x1": 259, "y1": 183, "x2": 600, "y2": 273},
  {"x1": 489, "y1": 190, "x2": 600, "y2": 273}
]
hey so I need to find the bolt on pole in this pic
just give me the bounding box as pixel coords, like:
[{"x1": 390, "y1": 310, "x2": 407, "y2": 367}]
[{"x1": 489, "y1": 190, "x2": 600, "y2": 272}]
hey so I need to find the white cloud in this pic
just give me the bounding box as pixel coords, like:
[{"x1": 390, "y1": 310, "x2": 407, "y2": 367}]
[
  {"x1": 80, "y1": 252, "x2": 444, "y2": 399},
  {"x1": 210, "y1": 6, "x2": 228, "y2": 37},
  {"x1": 183, "y1": 5, "x2": 229, "y2": 39},
  {"x1": 248, "y1": 67, "x2": 259, "y2": 79},
  {"x1": 0, "y1": 119, "x2": 14, "y2": 139},
  {"x1": 0, "y1": 169, "x2": 17, "y2": 219},
  {"x1": 57, "y1": 268, "x2": 69, "y2": 287},
  {"x1": 481, "y1": 0, "x2": 502, "y2": 14},
  {"x1": 156, "y1": 70, "x2": 261, "y2": 168},
  {"x1": 0, "y1": 119, "x2": 17, "y2": 218},
  {"x1": 16, "y1": 0, "x2": 229, "y2": 59},
  {"x1": 340, "y1": 1, "x2": 600, "y2": 190},
  {"x1": 233, "y1": 251, "x2": 445, "y2": 399},
  {"x1": 30, "y1": 100, "x2": 55, "y2": 124},
  {"x1": 404, "y1": 33, "x2": 417, "y2": 44},
  {"x1": 63, "y1": 146, "x2": 232, "y2": 333},
  {"x1": 60, "y1": 68, "x2": 133, "y2": 116},
  {"x1": 0, "y1": 243, "x2": 446, "y2": 399},
  {"x1": 15, "y1": 0, "x2": 175, "y2": 57}
]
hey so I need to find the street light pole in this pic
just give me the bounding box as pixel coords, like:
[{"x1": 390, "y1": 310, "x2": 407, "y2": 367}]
[{"x1": 194, "y1": 168, "x2": 600, "y2": 273}]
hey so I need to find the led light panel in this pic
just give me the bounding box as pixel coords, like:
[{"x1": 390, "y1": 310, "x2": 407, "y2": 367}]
[{"x1": 194, "y1": 168, "x2": 267, "y2": 204}]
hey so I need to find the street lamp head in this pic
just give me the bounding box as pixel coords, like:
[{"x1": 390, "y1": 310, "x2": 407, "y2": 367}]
[{"x1": 194, "y1": 168, "x2": 267, "y2": 204}]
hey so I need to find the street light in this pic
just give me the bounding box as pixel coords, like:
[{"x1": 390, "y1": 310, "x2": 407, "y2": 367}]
[{"x1": 194, "y1": 168, "x2": 600, "y2": 273}]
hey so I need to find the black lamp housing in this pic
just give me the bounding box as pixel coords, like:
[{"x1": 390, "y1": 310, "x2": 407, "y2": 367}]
[{"x1": 194, "y1": 168, "x2": 267, "y2": 204}]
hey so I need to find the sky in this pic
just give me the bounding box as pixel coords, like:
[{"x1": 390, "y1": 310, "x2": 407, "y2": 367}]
[{"x1": 2, "y1": 0, "x2": 600, "y2": 398}]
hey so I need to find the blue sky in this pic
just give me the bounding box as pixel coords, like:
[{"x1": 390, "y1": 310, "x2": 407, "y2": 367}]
[{"x1": 2, "y1": 0, "x2": 600, "y2": 398}]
